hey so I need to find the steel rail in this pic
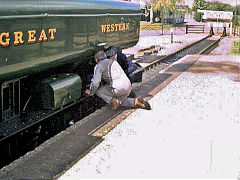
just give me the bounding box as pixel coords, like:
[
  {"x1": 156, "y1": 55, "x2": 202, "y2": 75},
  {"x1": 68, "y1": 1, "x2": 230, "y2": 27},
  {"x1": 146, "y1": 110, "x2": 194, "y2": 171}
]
[{"x1": 199, "y1": 37, "x2": 222, "y2": 55}]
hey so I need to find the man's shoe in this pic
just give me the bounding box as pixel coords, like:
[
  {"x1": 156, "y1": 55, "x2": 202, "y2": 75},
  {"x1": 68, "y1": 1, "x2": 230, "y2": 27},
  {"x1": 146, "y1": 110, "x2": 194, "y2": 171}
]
[
  {"x1": 110, "y1": 98, "x2": 120, "y2": 110},
  {"x1": 135, "y1": 97, "x2": 151, "y2": 110}
]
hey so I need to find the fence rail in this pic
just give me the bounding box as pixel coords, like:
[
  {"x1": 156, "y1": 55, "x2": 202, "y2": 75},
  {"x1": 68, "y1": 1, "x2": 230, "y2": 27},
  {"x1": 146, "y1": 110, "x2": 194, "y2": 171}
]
[
  {"x1": 186, "y1": 25, "x2": 205, "y2": 34},
  {"x1": 233, "y1": 25, "x2": 240, "y2": 36}
]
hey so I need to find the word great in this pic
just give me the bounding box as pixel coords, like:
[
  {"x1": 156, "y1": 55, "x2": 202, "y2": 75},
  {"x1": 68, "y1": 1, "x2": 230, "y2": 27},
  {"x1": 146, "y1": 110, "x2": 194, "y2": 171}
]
[{"x1": 0, "y1": 28, "x2": 56, "y2": 47}]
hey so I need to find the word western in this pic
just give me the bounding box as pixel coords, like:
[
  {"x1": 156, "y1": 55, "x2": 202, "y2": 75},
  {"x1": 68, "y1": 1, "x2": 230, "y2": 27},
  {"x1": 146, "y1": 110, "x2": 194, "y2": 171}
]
[
  {"x1": 101, "y1": 23, "x2": 130, "y2": 33},
  {"x1": 0, "y1": 28, "x2": 56, "y2": 47}
]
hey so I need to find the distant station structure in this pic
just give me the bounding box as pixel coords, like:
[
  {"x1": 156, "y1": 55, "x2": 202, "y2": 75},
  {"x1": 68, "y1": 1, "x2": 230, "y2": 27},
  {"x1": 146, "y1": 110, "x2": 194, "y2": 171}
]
[
  {"x1": 197, "y1": 9, "x2": 233, "y2": 35},
  {"x1": 197, "y1": 10, "x2": 233, "y2": 22}
]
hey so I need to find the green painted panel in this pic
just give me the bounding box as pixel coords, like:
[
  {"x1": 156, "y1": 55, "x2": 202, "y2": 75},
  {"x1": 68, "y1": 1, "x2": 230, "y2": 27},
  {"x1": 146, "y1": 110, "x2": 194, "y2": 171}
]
[{"x1": 0, "y1": 0, "x2": 141, "y2": 81}]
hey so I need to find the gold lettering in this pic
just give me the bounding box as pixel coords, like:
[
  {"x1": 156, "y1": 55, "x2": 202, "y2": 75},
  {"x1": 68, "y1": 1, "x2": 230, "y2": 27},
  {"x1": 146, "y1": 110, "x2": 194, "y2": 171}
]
[
  {"x1": 106, "y1": 24, "x2": 110, "y2": 32},
  {"x1": 0, "y1": 28, "x2": 56, "y2": 47},
  {"x1": 122, "y1": 23, "x2": 126, "y2": 31},
  {"x1": 101, "y1": 23, "x2": 130, "y2": 33},
  {"x1": 27, "y1": 30, "x2": 36, "y2": 44},
  {"x1": 38, "y1": 29, "x2": 47, "y2": 42},
  {"x1": 125, "y1": 23, "x2": 129, "y2": 30},
  {"x1": 114, "y1": 24, "x2": 119, "y2": 32},
  {"x1": 111, "y1": 24, "x2": 115, "y2": 32},
  {"x1": 0, "y1": 32, "x2": 10, "y2": 47},
  {"x1": 48, "y1": 29, "x2": 56, "y2": 40},
  {"x1": 119, "y1": 23, "x2": 122, "y2": 31},
  {"x1": 13, "y1": 31, "x2": 24, "y2": 46},
  {"x1": 101, "y1": 25, "x2": 107, "y2": 33}
]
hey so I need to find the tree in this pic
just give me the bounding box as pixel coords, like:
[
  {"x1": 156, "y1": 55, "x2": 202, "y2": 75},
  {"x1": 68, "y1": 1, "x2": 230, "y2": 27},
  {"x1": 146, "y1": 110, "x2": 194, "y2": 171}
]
[
  {"x1": 193, "y1": 0, "x2": 235, "y2": 13},
  {"x1": 193, "y1": 0, "x2": 207, "y2": 11},
  {"x1": 151, "y1": 0, "x2": 183, "y2": 14},
  {"x1": 150, "y1": 0, "x2": 184, "y2": 23}
]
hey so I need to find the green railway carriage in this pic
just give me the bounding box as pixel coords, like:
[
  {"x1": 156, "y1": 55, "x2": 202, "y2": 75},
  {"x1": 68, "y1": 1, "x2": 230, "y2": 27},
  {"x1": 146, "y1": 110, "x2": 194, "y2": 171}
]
[{"x1": 0, "y1": 0, "x2": 141, "y2": 135}]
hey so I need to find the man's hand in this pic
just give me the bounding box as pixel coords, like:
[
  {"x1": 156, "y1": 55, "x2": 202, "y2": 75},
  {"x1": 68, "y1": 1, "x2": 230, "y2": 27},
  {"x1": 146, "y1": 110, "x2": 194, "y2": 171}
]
[{"x1": 84, "y1": 89, "x2": 90, "y2": 95}]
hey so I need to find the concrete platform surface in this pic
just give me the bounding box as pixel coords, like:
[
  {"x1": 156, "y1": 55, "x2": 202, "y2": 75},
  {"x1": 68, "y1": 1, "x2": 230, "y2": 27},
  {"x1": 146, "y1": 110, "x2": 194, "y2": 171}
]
[
  {"x1": 59, "y1": 54, "x2": 240, "y2": 179},
  {"x1": 122, "y1": 33, "x2": 207, "y2": 58}
]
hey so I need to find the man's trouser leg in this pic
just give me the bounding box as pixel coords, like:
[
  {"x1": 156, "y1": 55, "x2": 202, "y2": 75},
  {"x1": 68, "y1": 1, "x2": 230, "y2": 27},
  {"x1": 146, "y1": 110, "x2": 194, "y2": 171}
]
[
  {"x1": 95, "y1": 85, "x2": 114, "y2": 104},
  {"x1": 121, "y1": 97, "x2": 136, "y2": 108},
  {"x1": 114, "y1": 83, "x2": 136, "y2": 108}
]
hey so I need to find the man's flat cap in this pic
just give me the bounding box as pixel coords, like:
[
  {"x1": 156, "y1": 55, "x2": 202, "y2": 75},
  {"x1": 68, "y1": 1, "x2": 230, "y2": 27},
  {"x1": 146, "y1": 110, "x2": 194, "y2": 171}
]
[{"x1": 106, "y1": 46, "x2": 118, "y2": 57}]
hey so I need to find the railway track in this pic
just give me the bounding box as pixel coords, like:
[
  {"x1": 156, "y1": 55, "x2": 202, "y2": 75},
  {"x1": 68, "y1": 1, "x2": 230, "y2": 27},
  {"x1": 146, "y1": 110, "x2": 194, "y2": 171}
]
[
  {"x1": 0, "y1": 35, "x2": 222, "y2": 175},
  {"x1": 132, "y1": 35, "x2": 221, "y2": 89}
]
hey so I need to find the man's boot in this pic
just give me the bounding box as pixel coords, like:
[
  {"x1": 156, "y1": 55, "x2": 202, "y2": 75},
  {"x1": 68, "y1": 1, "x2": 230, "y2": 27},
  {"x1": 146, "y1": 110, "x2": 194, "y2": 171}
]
[
  {"x1": 110, "y1": 98, "x2": 120, "y2": 110},
  {"x1": 135, "y1": 97, "x2": 151, "y2": 110}
]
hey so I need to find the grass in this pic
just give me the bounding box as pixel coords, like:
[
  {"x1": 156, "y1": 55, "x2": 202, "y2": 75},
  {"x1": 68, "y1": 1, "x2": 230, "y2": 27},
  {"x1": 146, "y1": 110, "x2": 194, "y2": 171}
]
[
  {"x1": 140, "y1": 23, "x2": 174, "y2": 30},
  {"x1": 231, "y1": 41, "x2": 240, "y2": 54}
]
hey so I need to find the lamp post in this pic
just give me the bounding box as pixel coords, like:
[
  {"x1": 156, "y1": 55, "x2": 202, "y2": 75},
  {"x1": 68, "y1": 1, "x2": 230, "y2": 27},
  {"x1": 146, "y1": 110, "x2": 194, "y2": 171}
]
[{"x1": 170, "y1": 28, "x2": 174, "y2": 43}]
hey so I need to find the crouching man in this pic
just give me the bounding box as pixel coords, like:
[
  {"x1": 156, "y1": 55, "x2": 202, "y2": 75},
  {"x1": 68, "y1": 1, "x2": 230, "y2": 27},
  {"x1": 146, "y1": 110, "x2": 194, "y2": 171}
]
[
  {"x1": 105, "y1": 46, "x2": 137, "y2": 84},
  {"x1": 85, "y1": 50, "x2": 151, "y2": 111}
]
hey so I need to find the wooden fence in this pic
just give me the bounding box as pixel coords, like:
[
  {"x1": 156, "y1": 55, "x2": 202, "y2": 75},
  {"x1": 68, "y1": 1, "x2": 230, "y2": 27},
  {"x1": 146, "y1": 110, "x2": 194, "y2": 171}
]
[
  {"x1": 233, "y1": 25, "x2": 240, "y2": 36},
  {"x1": 186, "y1": 25, "x2": 205, "y2": 34}
]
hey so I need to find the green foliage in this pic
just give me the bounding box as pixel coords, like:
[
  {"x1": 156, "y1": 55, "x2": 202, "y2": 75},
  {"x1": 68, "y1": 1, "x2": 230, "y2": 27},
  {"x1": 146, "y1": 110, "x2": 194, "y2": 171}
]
[
  {"x1": 193, "y1": 0, "x2": 239, "y2": 14},
  {"x1": 194, "y1": 12, "x2": 202, "y2": 22},
  {"x1": 232, "y1": 41, "x2": 240, "y2": 54},
  {"x1": 150, "y1": 0, "x2": 185, "y2": 23},
  {"x1": 193, "y1": 0, "x2": 208, "y2": 12},
  {"x1": 237, "y1": 15, "x2": 240, "y2": 25},
  {"x1": 140, "y1": 23, "x2": 173, "y2": 30},
  {"x1": 205, "y1": 1, "x2": 234, "y2": 12},
  {"x1": 151, "y1": 0, "x2": 184, "y2": 13},
  {"x1": 233, "y1": 15, "x2": 239, "y2": 25}
]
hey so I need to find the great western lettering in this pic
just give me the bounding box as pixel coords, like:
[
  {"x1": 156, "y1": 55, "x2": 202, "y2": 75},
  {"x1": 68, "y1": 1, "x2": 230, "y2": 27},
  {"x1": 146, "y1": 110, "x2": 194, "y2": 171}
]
[
  {"x1": 101, "y1": 23, "x2": 130, "y2": 33},
  {"x1": 0, "y1": 28, "x2": 56, "y2": 47}
]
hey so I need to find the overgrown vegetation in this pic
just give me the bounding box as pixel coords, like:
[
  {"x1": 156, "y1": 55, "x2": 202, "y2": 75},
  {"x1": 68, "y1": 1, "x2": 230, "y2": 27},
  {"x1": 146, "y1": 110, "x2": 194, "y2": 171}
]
[
  {"x1": 231, "y1": 41, "x2": 240, "y2": 54},
  {"x1": 140, "y1": 23, "x2": 173, "y2": 30}
]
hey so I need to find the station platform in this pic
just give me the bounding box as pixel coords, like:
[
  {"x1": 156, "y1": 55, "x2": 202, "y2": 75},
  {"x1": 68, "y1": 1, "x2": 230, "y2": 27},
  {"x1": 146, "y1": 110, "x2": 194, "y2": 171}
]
[
  {"x1": 122, "y1": 33, "x2": 207, "y2": 58},
  {"x1": 59, "y1": 48, "x2": 240, "y2": 178}
]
